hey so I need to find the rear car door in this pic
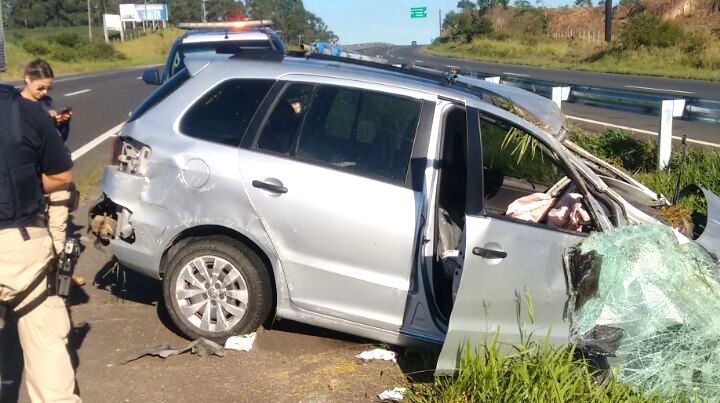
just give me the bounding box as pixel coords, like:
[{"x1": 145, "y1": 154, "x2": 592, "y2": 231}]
[
  {"x1": 436, "y1": 108, "x2": 591, "y2": 373},
  {"x1": 237, "y1": 80, "x2": 430, "y2": 331}
]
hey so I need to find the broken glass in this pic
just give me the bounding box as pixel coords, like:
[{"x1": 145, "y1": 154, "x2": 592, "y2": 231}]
[{"x1": 567, "y1": 224, "x2": 720, "y2": 400}]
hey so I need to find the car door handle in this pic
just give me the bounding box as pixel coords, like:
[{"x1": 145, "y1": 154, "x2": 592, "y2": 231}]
[
  {"x1": 252, "y1": 180, "x2": 288, "y2": 194},
  {"x1": 473, "y1": 247, "x2": 507, "y2": 259}
]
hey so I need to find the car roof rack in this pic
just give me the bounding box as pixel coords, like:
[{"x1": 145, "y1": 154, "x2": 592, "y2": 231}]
[{"x1": 285, "y1": 51, "x2": 467, "y2": 89}]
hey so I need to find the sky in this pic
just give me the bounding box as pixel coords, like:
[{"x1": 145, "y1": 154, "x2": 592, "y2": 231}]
[{"x1": 303, "y1": 0, "x2": 572, "y2": 45}]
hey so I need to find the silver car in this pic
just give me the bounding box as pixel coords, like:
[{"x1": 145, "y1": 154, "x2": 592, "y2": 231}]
[{"x1": 90, "y1": 52, "x2": 710, "y2": 373}]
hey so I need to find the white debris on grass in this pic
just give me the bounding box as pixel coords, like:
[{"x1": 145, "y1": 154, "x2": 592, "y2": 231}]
[
  {"x1": 224, "y1": 332, "x2": 257, "y2": 352},
  {"x1": 378, "y1": 387, "x2": 406, "y2": 401},
  {"x1": 355, "y1": 348, "x2": 396, "y2": 362}
]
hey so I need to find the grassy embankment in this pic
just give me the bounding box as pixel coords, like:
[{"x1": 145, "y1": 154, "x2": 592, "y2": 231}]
[
  {"x1": 0, "y1": 26, "x2": 180, "y2": 81},
  {"x1": 426, "y1": 38, "x2": 720, "y2": 81}
]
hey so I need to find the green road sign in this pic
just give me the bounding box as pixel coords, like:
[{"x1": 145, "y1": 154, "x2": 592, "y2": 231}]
[{"x1": 410, "y1": 6, "x2": 427, "y2": 19}]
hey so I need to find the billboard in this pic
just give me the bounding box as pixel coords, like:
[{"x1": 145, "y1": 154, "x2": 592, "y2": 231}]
[
  {"x1": 104, "y1": 14, "x2": 123, "y2": 31},
  {"x1": 120, "y1": 4, "x2": 168, "y2": 22},
  {"x1": 0, "y1": 2, "x2": 6, "y2": 72}
]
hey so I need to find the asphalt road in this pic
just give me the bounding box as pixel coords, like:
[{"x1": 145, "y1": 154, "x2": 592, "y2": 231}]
[
  {"x1": 359, "y1": 45, "x2": 720, "y2": 147},
  {"x1": 367, "y1": 45, "x2": 720, "y2": 101}
]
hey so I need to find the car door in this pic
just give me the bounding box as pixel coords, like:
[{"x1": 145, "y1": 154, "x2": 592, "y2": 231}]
[
  {"x1": 237, "y1": 81, "x2": 431, "y2": 331},
  {"x1": 436, "y1": 108, "x2": 591, "y2": 374}
]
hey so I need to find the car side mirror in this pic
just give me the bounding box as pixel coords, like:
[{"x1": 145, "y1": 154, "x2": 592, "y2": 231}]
[{"x1": 142, "y1": 68, "x2": 162, "y2": 86}]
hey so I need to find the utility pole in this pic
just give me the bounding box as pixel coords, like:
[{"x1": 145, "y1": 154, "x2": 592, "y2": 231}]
[
  {"x1": 604, "y1": 0, "x2": 612, "y2": 43},
  {"x1": 438, "y1": 9, "x2": 442, "y2": 37},
  {"x1": 143, "y1": 0, "x2": 148, "y2": 32},
  {"x1": 202, "y1": 0, "x2": 207, "y2": 22},
  {"x1": 87, "y1": 0, "x2": 93, "y2": 40}
]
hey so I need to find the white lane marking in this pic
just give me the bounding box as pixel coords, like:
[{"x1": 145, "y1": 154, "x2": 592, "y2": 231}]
[
  {"x1": 71, "y1": 122, "x2": 124, "y2": 161},
  {"x1": 137, "y1": 76, "x2": 142, "y2": 80},
  {"x1": 64, "y1": 89, "x2": 92, "y2": 97},
  {"x1": 398, "y1": 57, "x2": 404, "y2": 60},
  {"x1": 503, "y1": 72, "x2": 530, "y2": 77},
  {"x1": 624, "y1": 85, "x2": 694, "y2": 95},
  {"x1": 566, "y1": 115, "x2": 720, "y2": 148},
  {"x1": 415, "y1": 59, "x2": 424, "y2": 63}
]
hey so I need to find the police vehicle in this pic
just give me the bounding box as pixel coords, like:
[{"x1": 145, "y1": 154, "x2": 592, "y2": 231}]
[{"x1": 142, "y1": 19, "x2": 284, "y2": 85}]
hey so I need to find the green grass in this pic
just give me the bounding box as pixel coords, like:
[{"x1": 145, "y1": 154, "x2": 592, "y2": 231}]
[
  {"x1": 426, "y1": 38, "x2": 720, "y2": 82},
  {"x1": 570, "y1": 129, "x2": 720, "y2": 214},
  {"x1": 0, "y1": 26, "x2": 181, "y2": 80},
  {"x1": 407, "y1": 335, "x2": 695, "y2": 403}
]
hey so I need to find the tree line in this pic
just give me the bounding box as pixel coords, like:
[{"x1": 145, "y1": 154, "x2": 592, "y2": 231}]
[{"x1": 2, "y1": 0, "x2": 337, "y2": 43}]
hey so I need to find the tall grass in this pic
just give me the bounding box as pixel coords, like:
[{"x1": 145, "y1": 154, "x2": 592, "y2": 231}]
[
  {"x1": 406, "y1": 335, "x2": 684, "y2": 403},
  {"x1": 571, "y1": 130, "x2": 720, "y2": 213}
]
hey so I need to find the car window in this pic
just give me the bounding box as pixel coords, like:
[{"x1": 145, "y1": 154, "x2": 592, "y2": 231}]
[
  {"x1": 256, "y1": 83, "x2": 315, "y2": 155},
  {"x1": 129, "y1": 68, "x2": 190, "y2": 123},
  {"x1": 480, "y1": 114, "x2": 593, "y2": 232},
  {"x1": 180, "y1": 79, "x2": 274, "y2": 147},
  {"x1": 296, "y1": 85, "x2": 421, "y2": 183}
]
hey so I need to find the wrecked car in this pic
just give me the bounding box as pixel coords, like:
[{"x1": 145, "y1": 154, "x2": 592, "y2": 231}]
[{"x1": 89, "y1": 51, "x2": 718, "y2": 374}]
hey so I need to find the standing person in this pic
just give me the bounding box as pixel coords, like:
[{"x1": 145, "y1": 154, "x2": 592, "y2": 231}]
[
  {"x1": 0, "y1": 82, "x2": 81, "y2": 401},
  {"x1": 20, "y1": 59, "x2": 85, "y2": 287}
]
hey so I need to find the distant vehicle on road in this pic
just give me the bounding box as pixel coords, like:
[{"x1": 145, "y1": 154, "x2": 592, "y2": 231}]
[
  {"x1": 92, "y1": 49, "x2": 717, "y2": 374},
  {"x1": 141, "y1": 20, "x2": 284, "y2": 85},
  {"x1": 411, "y1": 40, "x2": 417, "y2": 46}
]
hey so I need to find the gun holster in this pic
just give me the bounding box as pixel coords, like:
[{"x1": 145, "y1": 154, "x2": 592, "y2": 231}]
[{"x1": 48, "y1": 238, "x2": 80, "y2": 298}]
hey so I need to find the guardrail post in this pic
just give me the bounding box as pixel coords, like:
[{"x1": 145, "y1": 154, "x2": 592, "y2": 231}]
[
  {"x1": 551, "y1": 86, "x2": 571, "y2": 109},
  {"x1": 657, "y1": 99, "x2": 686, "y2": 170},
  {"x1": 484, "y1": 76, "x2": 501, "y2": 84}
]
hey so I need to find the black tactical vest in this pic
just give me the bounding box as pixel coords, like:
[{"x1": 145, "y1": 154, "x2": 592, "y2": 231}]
[{"x1": 0, "y1": 85, "x2": 44, "y2": 228}]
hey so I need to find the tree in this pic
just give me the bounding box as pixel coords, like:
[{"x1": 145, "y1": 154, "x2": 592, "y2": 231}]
[
  {"x1": 574, "y1": 0, "x2": 593, "y2": 6},
  {"x1": 457, "y1": 0, "x2": 477, "y2": 11},
  {"x1": 514, "y1": 0, "x2": 534, "y2": 10}
]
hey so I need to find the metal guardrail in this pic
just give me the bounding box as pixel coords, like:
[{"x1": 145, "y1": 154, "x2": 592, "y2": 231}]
[{"x1": 475, "y1": 74, "x2": 720, "y2": 125}]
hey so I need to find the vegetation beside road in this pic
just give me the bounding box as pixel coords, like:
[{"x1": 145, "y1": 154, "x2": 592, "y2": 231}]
[
  {"x1": 571, "y1": 129, "x2": 720, "y2": 215},
  {"x1": 428, "y1": 3, "x2": 720, "y2": 81},
  {"x1": 0, "y1": 27, "x2": 179, "y2": 80},
  {"x1": 407, "y1": 336, "x2": 684, "y2": 403}
]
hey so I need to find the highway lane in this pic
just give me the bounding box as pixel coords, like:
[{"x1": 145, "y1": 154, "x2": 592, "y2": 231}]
[
  {"x1": 360, "y1": 45, "x2": 719, "y2": 147},
  {"x1": 14, "y1": 67, "x2": 154, "y2": 153},
  {"x1": 364, "y1": 45, "x2": 720, "y2": 101}
]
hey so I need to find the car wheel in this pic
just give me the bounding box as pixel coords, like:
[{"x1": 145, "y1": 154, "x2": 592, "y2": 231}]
[{"x1": 163, "y1": 236, "x2": 273, "y2": 342}]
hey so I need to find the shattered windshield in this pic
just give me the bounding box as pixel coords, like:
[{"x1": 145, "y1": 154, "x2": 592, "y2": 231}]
[{"x1": 567, "y1": 224, "x2": 720, "y2": 400}]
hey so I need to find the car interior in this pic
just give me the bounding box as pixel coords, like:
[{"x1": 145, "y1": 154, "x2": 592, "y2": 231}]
[{"x1": 432, "y1": 107, "x2": 596, "y2": 320}]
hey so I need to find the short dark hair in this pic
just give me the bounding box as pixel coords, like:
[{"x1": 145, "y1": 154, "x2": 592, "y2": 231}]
[{"x1": 24, "y1": 59, "x2": 55, "y2": 81}]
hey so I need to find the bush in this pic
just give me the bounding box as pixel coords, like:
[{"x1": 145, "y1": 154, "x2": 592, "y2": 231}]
[
  {"x1": 80, "y1": 41, "x2": 125, "y2": 60},
  {"x1": 22, "y1": 39, "x2": 51, "y2": 56},
  {"x1": 50, "y1": 47, "x2": 79, "y2": 62},
  {"x1": 570, "y1": 129, "x2": 656, "y2": 172},
  {"x1": 49, "y1": 32, "x2": 86, "y2": 47},
  {"x1": 618, "y1": 15, "x2": 684, "y2": 50}
]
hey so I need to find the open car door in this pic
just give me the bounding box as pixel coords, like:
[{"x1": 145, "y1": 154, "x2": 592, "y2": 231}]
[{"x1": 435, "y1": 108, "x2": 587, "y2": 374}]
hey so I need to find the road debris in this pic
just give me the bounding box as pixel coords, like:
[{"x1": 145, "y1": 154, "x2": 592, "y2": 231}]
[
  {"x1": 567, "y1": 224, "x2": 720, "y2": 400},
  {"x1": 224, "y1": 332, "x2": 256, "y2": 352},
  {"x1": 378, "y1": 387, "x2": 406, "y2": 401},
  {"x1": 355, "y1": 348, "x2": 397, "y2": 362},
  {"x1": 122, "y1": 338, "x2": 225, "y2": 364}
]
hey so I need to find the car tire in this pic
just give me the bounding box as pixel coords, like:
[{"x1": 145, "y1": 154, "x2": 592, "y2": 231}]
[{"x1": 163, "y1": 236, "x2": 273, "y2": 342}]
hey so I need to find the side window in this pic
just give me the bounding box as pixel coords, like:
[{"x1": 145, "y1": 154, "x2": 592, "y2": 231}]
[
  {"x1": 256, "y1": 83, "x2": 315, "y2": 155},
  {"x1": 180, "y1": 79, "x2": 274, "y2": 147},
  {"x1": 480, "y1": 115, "x2": 591, "y2": 232},
  {"x1": 296, "y1": 86, "x2": 421, "y2": 183}
]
